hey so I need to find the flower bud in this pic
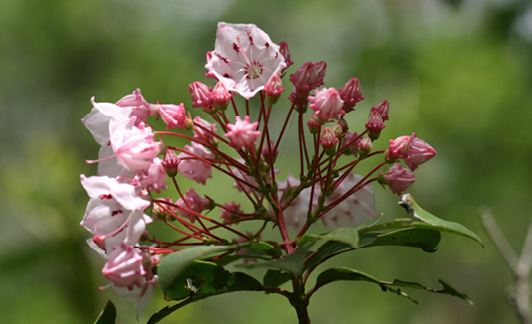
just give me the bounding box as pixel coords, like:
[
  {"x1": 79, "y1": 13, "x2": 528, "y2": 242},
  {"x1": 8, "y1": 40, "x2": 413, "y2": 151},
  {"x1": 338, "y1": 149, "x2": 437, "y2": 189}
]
[
  {"x1": 158, "y1": 103, "x2": 190, "y2": 130},
  {"x1": 307, "y1": 114, "x2": 321, "y2": 134},
  {"x1": 212, "y1": 81, "x2": 232, "y2": 111},
  {"x1": 370, "y1": 100, "x2": 389, "y2": 121},
  {"x1": 309, "y1": 88, "x2": 345, "y2": 123},
  {"x1": 403, "y1": 134, "x2": 437, "y2": 171},
  {"x1": 358, "y1": 137, "x2": 373, "y2": 157},
  {"x1": 289, "y1": 62, "x2": 324, "y2": 94},
  {"x1": 264, "y1": 74, "x2": 284, "y2": 104},
  {"x1": 162, "y1": 149, "x2": 179, "y2": 177},
  {"x1": 385, "y1": 134, "x2": 412, "y2": 162},
  {"x1": 339, "y1": 77, "x2": 364, "y2": 112},
  {"x1": 341, "y1": 131, "x2": 362, "y2": 156},
  {"x1": 279, "y1": 41, "x2": 293, "y2": 71},
  {"x1": 320, "y1": 127, "x2": 338, "y2": 155},
  {"x1": 378, "y1": 163, "x2": 415, "y2": 195},
  {"x1": 188, "y1": 81, "x2": 214, "y2": 111},
  {"x1": 365, "y1": 111, "x2": 386, "y2": 140}
]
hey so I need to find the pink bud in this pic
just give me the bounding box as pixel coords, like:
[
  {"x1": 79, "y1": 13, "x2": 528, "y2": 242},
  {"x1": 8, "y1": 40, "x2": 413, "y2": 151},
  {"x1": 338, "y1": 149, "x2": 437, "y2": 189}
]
[
  {"x1": 307, "y1": 114, "x2": 321, "y2": 134},
  {"x1": 264, "y1": 74, "x2": 284, "y2": 104},
  {"x1": 365, "y1": 111, "x2": 386, "y2": 140},
  {"x1": 370, "y1": 100, "x2": 389, "y2": 121},
  {"x1": 158, "y1": 103, "x2": 190, "y2": 130},
  {"x1": 176, "y1": 188, "x2": 212, "y2": 223},
  {"x1": 102, "y1": 244, "x2": 146, "y2": 289},
  {"x1": 289, "y1": 62, "x2": 324, "y2": 94},
  {"x1": 320, "y1": 127, "x2": 339, "y2": 155},
  {"x1": 339, "y1": 77, "x2": 364, "y2": 112},
  {"x1": 261, "y1": 140, "x2": 278, "y2": 163},
  {"x1": 309, "y1": 88, "x2": 345, "y2": 123},
  {"x1": 161, "y1": 149, "x2": 179, "y2": 177},
  {"x1": 386, "y1": 134, "x2": 412, "y2": 162},
  {"x1": 403, "y1": 134, "x2": 437, "y2": 171},
  {"x1": 358, "y1": 137, "x2": 373, "y2": 157},
  {"x1": 378, "y1": 163, "x2": 416, "y2": 195},
  {"x1": 188, "y1": 81, "x2": 213, "y2": 110},
  {"x1": 341, "y1": 131, "x2": 362, "y2": 156},
  {"x1": 212, "y1": 81, "x2": 232, "y2": 110}
]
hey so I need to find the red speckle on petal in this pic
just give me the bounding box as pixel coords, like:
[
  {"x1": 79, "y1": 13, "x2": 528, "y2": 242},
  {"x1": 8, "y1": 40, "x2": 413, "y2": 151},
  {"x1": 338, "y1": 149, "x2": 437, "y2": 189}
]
[
  {"x1": 233, "y1": 43, "x2": 240, "y2": 53},
  {"x1": 265, "y1": 42, "x2": 270, "y2": 48},
  {"x1": 215, "y1": 53, "x2": 229, "y2": 64},
  {"x1": 246, "y1": 29, "x2": 254, "y2": 45},
  {"x1": 99, "y1": 194, "x2": 113, "y2": 200},
  {"x1": 223, "y1": 73, "x2": 231, "y2": 78},
  {"x1": 111, "y1": 210, "x2": 123, "y2": 216}
]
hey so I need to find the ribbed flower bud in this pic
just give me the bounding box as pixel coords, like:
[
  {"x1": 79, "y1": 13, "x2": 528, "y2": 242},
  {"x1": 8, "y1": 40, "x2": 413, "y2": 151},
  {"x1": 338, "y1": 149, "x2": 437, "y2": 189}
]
[{"x1": 264, "y1": 74, "x2": 284, "y2": 104}]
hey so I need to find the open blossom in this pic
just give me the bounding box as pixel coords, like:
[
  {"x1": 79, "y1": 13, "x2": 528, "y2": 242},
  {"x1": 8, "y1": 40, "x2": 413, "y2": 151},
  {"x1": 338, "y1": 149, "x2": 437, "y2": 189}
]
[
  {"x1": 321, "y1": 173, "x2": 377, "y2": 228},
  {"x1": 80, "y1": 175, "x2": 152, "y2": 248},
  {"x1": 82, "y1": 98, "x2": 133, "y2": 146},
  {"x1": 116, "y1": 88, "x2": 158, "y2": 123},
  {"x1": 177, "y1": 142, "x2": 214, "y2": 184},
  {"x1": 309, "y1": 87, "x2": 345, "y2": 122},
  {"x1": 138, "y1": 158, "x2": 167, "y2": 193},
  {"x1": 225, "y1": 116, "x2": 260, "y2": 149},
  {"x1": 110, "y1": 121, "x2": 163, "y2": 173},
  {"x1": 205, "y1": 22, "x2": 287, "y2": 99}
]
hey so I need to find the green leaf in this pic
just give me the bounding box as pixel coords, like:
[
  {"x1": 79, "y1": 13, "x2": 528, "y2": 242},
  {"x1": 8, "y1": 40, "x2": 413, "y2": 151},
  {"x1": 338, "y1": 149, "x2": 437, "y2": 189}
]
[
  {"x1": 237, "y1": 245, "x2": 309, "y2": 275},
  {"x1": 158, "y1": 246, "x2": 230, "y2": 291},
  {"x1": 313, "y1": 267, "x2": 473, "y2": 305},
  {"x1": 164, "y1": 260, "x2": 263, "y2": 300},
  {"x1": 303, "y1": 240, "x2": 353, "y2": 271},
  {"x1": 399, "y1": 194, "x2": 484, "y2": 247},
  {"x1": 93, "y1": 300, "x2": 116, "y2": 324},
  {"x1": 263, "y1": 269, "x2": 291, "y2": 287},
  {"x1": 359, "y1": 228, "x2": 441, "y2": 252},
  {"x1": 149, "y1": 261, "x2": 264, "y2": 324}
]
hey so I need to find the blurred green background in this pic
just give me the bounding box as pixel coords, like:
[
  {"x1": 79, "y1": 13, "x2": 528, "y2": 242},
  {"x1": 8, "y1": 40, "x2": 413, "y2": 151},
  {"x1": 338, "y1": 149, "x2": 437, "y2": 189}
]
[{"x1": 1, "y1": 0, "x2": 531, "y2": 323}]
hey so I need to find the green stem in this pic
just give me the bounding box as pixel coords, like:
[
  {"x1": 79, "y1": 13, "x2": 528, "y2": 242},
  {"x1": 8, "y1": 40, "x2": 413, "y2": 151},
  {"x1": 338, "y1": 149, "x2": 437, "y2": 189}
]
[{"x1": 288, "y1": 275, "x2": 311, "y2": 324}]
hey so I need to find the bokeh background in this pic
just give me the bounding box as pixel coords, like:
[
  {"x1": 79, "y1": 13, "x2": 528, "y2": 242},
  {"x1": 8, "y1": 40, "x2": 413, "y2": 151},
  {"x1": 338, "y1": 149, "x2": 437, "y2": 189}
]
[{"x1": 1, "y1": 0, "x2": 531, "y2": 323}]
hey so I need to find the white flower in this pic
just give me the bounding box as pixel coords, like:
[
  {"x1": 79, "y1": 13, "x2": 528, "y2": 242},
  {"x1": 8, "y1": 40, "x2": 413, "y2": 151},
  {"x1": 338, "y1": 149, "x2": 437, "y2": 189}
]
[{"x1": 205, "y1": 22, "x2": 287, "y2": 99}]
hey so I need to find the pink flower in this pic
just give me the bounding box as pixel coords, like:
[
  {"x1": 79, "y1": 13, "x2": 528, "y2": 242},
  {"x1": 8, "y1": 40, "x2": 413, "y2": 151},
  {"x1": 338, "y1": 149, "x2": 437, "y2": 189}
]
[
  {"x1": 225, "y1": 116, "x2": 260, "y2": 149},
  {"x1": 103, "y1": 243, "x2": 146, "y2": 289},
  {"x1": 177, "y1": 142, "x2": 214, "y2": 185},
  {"x1": 378, "y1": 163, "x2": 416, "y2": 195},
  {"x1": 309, "y1": 87, "x2": 345, "y2": 122},
  {"x1": 220, "y1": 201, "x2": 243, "y2": 223},
  {"x1": 138, "y1": 158, "x2": 167, "y2": 193},
  {"x1": 158, "y1": 103, "x2": 190, "y2": 130},
  {"x1": 176, "y1": 189, "x2": 212, "y2": 223},
  {"x1": 115, "y1": 88, "x2": 158, "y2": 123},
  {"x1": 322, "y1": 173, "x2": 377, "y2": 229},
  {"x1": 205, "y1": 22, "x2": 287, "y2": 100},
  {"x1": 82, "y1": 97, "x2": 133, "y2": 145},
  {"x1": 161, "y1": 149, "x2": 179, "y2": 178},
  {"x1": 279, "y1": 41, "x2": 293, "y2": 70},
  {"x1": 110, "y1": 122, "x2": 163, "y2": 173},
  {"x1": 339, "y1": 77, "x2": 364, "y2": 112},
  {"x1": 80, "y1": 175, "x2": 152, "y2": 248},
  {"x1": 403, "y1": 134, "x2": 437, "y2": 171}
]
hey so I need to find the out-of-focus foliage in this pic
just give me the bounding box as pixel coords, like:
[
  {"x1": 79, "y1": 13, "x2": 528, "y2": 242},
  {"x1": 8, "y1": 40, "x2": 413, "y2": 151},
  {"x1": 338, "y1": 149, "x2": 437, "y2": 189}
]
[{"x1": 1, "y1": 0, "x2": 531, "y2": 323}]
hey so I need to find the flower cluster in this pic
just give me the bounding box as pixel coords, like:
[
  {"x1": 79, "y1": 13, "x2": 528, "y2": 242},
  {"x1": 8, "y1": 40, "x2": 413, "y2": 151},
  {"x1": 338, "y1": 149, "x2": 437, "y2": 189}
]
[{"x1": 80, "y1": 22, "x2": 436, "y2": 315}]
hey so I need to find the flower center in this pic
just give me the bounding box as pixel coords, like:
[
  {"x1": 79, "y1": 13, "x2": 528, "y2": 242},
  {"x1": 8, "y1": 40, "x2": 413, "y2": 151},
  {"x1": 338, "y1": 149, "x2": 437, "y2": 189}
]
[{"x1": 245, "y1": 61, "x2": 263, "y2": 79}]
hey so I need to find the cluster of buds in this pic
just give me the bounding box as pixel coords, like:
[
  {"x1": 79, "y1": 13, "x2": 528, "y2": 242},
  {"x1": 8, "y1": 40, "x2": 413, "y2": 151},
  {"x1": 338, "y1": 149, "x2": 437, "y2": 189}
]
[{"x1": 80, "y1": 22, "x2": 436, "y2": 314}]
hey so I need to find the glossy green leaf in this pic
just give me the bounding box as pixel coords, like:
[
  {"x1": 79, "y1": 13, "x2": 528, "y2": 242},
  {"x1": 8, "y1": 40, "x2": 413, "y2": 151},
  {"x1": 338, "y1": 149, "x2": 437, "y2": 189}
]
[
  {"x1": 149, "y1": 260, "x2": 264, "y2": 324},
  {"x1": 359, "y1": 227, "x2": 441, "y2": 252},
  {"x1": 237, "y1": 245, "x2": 309, "y2": 275},
  {"x1": 164, "y1": 260, "x2": 263, "y2": 300},
  {"x1": 158, "y1": 246, "x2": 230, "y2": 291},
  {"x1": 93, "y1": 300, "x2": 116, "y2": 324},
  {"x1": 314, "y1": 267, "x2": 473, "y2": 305},
  {"x1": 263, "y1": 269, "x2": 291, "y2": 287},
  {"x1": 399, "y1": 194, "x2": 484, "y2": 246}
]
